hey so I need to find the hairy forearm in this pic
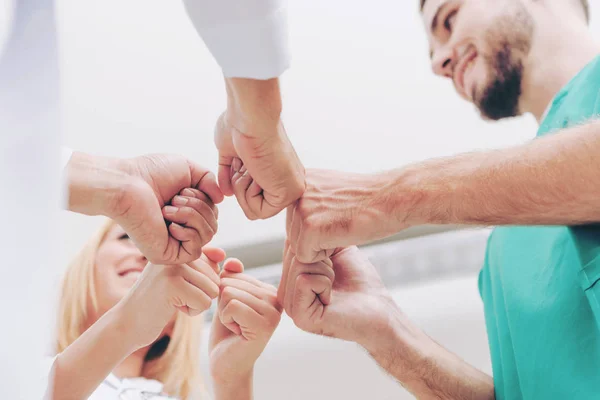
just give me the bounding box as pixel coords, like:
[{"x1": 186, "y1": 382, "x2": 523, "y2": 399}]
[
  {"x1": 66, "y1": 152, "x2": 133, "y2": 218},
  {"x1": 213, "y1": 372, "x2": 253, "y2": 400},
  {"x1": 50, "y1": 307, "x2": 136, "y2": 400},
  {"x1": 383, "y1": 119, "x2": 600, "y2": 227},
  {"x1": 364, "y1": 310, "x2": 494, "y2": 400}
]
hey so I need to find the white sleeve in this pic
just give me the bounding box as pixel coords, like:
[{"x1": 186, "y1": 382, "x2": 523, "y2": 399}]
[
  {"x1": 61, "y1": 147, "x2": 73, "y2": 170},
  {"x1": 182, "y1": 0, "x2": 290, "y2": 80}
]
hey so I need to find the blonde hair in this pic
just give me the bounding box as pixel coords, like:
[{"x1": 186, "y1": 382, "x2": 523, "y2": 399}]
[{"x1": 55, "y1": 219, "x2": 204, "y2": 399}]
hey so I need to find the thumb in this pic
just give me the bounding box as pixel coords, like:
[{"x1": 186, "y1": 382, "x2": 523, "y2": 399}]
[
  {"x1": 203, "y1": 247, "x2": 226, "y2": 264},
  {"x1": 221, "y1": 258, "x2": 244, "y2": 275},
  {"x1": 218, "y1": 156, "x2": 235, "y2": 197}
]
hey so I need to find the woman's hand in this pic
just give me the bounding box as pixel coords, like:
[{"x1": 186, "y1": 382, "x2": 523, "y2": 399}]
[
  {"x1": 209, "y1": 259, "x2": 282, "y2": 399},
  {"x1": 116, "y1": 247, "x2": 226, "y2": 351},
  {"x1": 51, "y1": 248, "x2": 226, "y2": 400}
]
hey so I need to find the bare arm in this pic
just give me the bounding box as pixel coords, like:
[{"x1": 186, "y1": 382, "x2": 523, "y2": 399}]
[
  {"x1": 385, "y1": 119, "x2": 600, "y2": 228},
  {"x1": 49, "y1": 306, "x2": 136, "y2": 400},
  {"x1": 282, "y1": 245, "x2": 493, "y2": 399},
  {"x1": 213, "y1": 373, "x2": 253, "y2": 400},
  {"x1": 225, "y1": 78, "x2": 283, "y2": 134},
  {"x1": 363, "y1": 307, "x2": 494, "y2": 400},
  {"x1": 289, "y1": 120, "x2": 600, "y2": 263}
]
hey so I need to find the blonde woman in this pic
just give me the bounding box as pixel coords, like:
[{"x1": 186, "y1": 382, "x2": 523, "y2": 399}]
[{"x1": 48, "y1": 219, "x2": 282, "y2": 399}]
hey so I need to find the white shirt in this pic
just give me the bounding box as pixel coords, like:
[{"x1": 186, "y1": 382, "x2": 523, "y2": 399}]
[
  {"x1": 91, "y1": 373, "x2": 177, "y2": 400},
  {"x1": 0, "y1": 1, "x2": 289, "y2": 398}
]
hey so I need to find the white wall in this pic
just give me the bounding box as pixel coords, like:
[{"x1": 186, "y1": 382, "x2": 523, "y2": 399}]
[{"x1": 45, "y1": 1, "x2": 597, "y2": 261}]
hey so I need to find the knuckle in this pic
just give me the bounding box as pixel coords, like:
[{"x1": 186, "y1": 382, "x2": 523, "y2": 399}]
[
  {"x1": 200, "y1": 229, "x2": 215, "y2": 243},
  {"x1": 187, "y1": 245, "x2": 203, "y2": 260},
  {"x1": 195, "y1": 191, "x2": 210, "y2": 202},
  {"x1": 244, "y1": 210, "x2": 258, "y2": 221},
  {"x1": 266, "y1": 292, "x2": 281, "y2": 309},
  {"x1": 200, "y1": 296, "x2": 212, "y2": 310},
  {"x1": 296, "y1": 201, "x2": 310, "y2": 221},
  {"x1": 221, "y1": 286, "x2": 234, "y2": 303},
  {"x1": 177, "y1": 206, "x2": 192, "y2": 218},
  {"x1": 228, "y1": 298, "x2": 242, "y2": 313},
  {"x1": 265, "y1": 312, "x2": 281, "y2": 330},
  {"x1": 303, "y1": 215, "x2": 319, "y2": 232},
  {"x1": 207, "y1": 283, "x2": 220, "y2": 299},
  {"x1": 196, "y1": 199, "x2": 212, "y2": 213}
]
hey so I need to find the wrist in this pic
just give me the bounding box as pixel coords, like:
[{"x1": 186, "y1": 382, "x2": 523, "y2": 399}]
[
  {"x1": 376, "y1": 162, "x2": 453, "y2": 228},
  {"x1": 364, "y1": 303, "x2": 494, "y2": 399},
  {"x1": 359, "y1": 170, "x2": 418, "y2": 239},
  {"x1": 66, "y1": 152, "x2": 139, "y2": 218},
  {"x1": 360, "y1": 300, "x2": 428, "y2": 375},
  {"x1": 225, "y1": 78, "x2": 282, "y2": 136},
  {"x1": 212, "y1": 369, "x2": 253, "y2": 400},
  {"x1": 359, "y1": 297, "x2": 407, "y2": 354},
  {"x1": 107, "y1": 302, "x2": 146, "y2": 353}
]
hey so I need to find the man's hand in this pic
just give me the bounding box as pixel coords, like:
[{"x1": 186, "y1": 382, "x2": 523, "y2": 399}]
[
  {"x1": 215, "y1": 78, "x2": 305, "y2": 220},
  {"x1": 278, "y1": 243, "x2": 397, "y2": 348},
  {"x1": 286, "y1": 169, "x2": 404, "y2": 264},
  {"x1": 279, "y1": 244, "x2": 495, "y2": 399},
  {"x1": 67, "y1": 152, "x2": 223, "y2": 264}
]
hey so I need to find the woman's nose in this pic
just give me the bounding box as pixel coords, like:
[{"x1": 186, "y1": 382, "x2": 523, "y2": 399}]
[{"x1": 130, "y1": 247, "x2": 147, "y2": 266}]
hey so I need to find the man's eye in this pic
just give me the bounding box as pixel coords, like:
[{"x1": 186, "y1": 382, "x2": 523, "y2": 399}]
[{"x1": 444, "y1": 10, "x2": 457, "y2": 31}]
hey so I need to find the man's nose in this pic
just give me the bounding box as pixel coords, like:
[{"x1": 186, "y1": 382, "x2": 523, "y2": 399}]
[{"x1": 431, "y1": 46, "x2": 455, "y2": 78}]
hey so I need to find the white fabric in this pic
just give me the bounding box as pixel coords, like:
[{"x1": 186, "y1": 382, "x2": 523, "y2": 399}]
[
  {"x1": 41, "y1": 356, "x2": 173, "y2": 400},
  {"x1": 0, "y1": 0, "x2": 62, "y2": 398},
  {"x1": 62, "y1": 147, "x2": 73, "y2": 170},
  {"x1": 90, "y1": 373, "x2": 174, "y2": 400},
  {"x1": 1, "y1": 1, "x2": 289, "y2": 398},
  {"x1": 183, "y1": 0, "x2": 290, "y2": 79}
]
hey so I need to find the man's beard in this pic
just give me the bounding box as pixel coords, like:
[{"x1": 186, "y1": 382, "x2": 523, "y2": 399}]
[
  {"x1": 474, "y1": 7, "x2": 533, "y2": 121},
  {"x1": 476, "y1": 44, "x2": 524, "y2": 120}
]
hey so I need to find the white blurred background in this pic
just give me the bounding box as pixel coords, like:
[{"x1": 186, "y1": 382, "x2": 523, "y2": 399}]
[{"x1": 1, "y1": 1, "x2": 598, "y2": 398}]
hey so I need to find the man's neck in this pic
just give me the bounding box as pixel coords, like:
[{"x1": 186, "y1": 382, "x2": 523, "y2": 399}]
[{"x1": 520, "y1": 23, "x2": 600, "y2": 123}]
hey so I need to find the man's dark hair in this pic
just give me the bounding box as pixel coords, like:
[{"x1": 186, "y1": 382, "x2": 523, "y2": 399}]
[
  {"x1": 580, "y1": 0, "x2": 590, "y2": 23},
  {"x1": 420, "y1": 0, "x2": 590, "y2": 24}
]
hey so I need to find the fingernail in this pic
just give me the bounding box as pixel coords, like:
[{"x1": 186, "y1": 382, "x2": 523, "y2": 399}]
[
  {"x1": 239, "y1": 165, "x2": 247, "y2": 174},
  {"x1": 182, "y1": 188, "x2": 195, "y2": 197},
  {"x1": 172, "y1": 196, "x2": 188, "y2": 206},
  {"x1": 232, "y1": 158, "x2": 242, "y2": 172},
  {"x1": 164, "y1": 206, "x2": 178, "y2": 215}
]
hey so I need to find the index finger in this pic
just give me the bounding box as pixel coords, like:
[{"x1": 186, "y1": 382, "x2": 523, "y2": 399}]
[{"x1": 187, "y1": 258, "x2": 220, "y2": 286}]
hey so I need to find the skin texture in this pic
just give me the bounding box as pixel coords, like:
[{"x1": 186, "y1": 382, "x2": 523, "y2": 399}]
[
  {"x1": 215, "y1": 78, "x2": 305, "y2": 220},
  {"x1": 280, "y1": 0, "x2": 600, "y2": 397},
  {"x1": 67, "y1": 152, "x2": 223, "y2": 265}
]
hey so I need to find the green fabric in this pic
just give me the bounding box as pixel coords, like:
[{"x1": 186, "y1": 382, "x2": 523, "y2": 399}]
[{"x1": 479, "y1": 55, "x2": 600, "y2": 400}]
